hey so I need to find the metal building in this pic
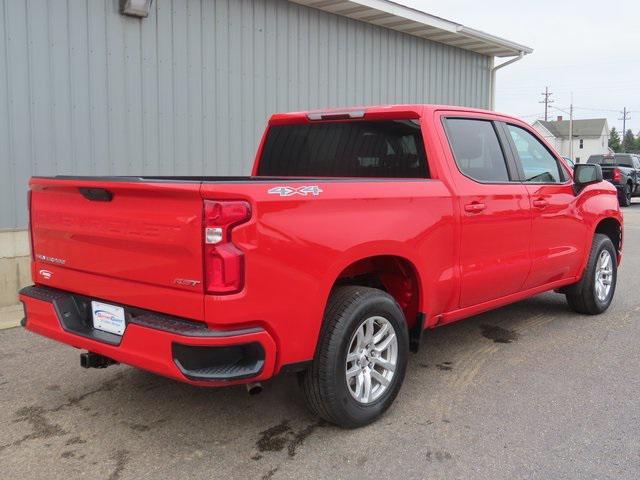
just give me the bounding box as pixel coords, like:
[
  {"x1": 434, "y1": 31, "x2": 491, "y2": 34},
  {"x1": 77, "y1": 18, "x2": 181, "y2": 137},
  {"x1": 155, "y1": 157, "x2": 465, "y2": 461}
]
[{"x1": 0, "y1": 0, "x2": 530, "y2": 307}]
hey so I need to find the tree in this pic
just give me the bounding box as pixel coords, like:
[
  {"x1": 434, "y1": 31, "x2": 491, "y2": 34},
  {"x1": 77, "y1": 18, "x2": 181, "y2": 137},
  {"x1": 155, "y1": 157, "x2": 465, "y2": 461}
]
[
  {"x1": 622, "y1": 128, "x2": 636, "y2": 153},
  {"x1": 609, "y1": 127, "x2": 621, "y2": 152}
]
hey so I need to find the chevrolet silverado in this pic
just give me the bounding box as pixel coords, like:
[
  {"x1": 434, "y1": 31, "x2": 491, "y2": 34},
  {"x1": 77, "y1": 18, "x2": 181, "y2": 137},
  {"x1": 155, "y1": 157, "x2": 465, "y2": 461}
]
[{"x1": 21, "y1": 105, "x2": 623, "y2": 427}]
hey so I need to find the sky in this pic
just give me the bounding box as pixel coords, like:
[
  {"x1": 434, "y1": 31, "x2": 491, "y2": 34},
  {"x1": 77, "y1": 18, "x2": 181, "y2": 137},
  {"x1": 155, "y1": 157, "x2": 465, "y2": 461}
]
[{"x1": 400, "y1": 0, "x2": 640, "y2": 134}]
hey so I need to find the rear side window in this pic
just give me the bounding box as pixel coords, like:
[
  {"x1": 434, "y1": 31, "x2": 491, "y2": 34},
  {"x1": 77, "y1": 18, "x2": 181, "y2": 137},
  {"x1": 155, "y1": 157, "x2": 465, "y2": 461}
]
[
  {"x1": 507, "y1": 125, "x2": 564, "y2": 183},
  {"x1": 444, "y1": 118, "x2": 510, "y2": 182},
  {"x1": 257, "y1": 120, "x2": 428, "y2": 178}
]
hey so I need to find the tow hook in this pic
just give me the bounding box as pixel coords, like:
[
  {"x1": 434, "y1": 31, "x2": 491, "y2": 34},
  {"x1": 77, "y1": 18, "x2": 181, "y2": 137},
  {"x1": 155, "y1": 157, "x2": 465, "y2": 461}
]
[
  {"x1": 245, "y1": 382, "x2": 263, "y2": 395},
  {"x1": 80, "y1": 352, "x2": 118, "y2": 369}
]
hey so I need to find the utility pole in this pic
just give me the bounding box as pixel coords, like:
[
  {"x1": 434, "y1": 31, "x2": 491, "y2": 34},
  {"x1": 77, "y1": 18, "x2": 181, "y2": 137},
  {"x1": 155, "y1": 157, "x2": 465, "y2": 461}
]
[
  {"x1": 569, "y1": 99, "x2": 574, "y2": 162},
  {"x1": 549, "y1": 100, "x2": 575, "y2": 161},
  {"x1": 619, "y1": 107, "x2": 631, "y2": 152},
  {"x1": 539, "y1": 86, "x2": 554, "y2": 121}
]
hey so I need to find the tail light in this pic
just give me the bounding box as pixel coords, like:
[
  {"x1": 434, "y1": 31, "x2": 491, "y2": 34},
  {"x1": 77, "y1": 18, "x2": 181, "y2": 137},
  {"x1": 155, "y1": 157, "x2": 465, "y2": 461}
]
[
  {"x1": 28, "y1": 190, "x2": 34, "y2": 260},
  {"x1": 203, "y1": 200, "x2": 251, "y2": 294},
  {"x1": 613, "y1": 168, "x2": 622, "y2": 182}
]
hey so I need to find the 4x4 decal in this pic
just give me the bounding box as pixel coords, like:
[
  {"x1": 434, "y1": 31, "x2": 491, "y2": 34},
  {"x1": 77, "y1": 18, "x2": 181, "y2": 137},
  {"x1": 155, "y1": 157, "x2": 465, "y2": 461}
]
[{"x1": 267, "y1": 186, "x2": 323, "y2": 197}]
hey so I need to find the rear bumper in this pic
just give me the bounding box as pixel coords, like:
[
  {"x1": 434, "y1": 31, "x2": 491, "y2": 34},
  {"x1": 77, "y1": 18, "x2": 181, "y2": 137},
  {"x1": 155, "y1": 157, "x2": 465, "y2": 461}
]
[{"x1": 19, "y1": 285, "x2": 277, "y2": 386}]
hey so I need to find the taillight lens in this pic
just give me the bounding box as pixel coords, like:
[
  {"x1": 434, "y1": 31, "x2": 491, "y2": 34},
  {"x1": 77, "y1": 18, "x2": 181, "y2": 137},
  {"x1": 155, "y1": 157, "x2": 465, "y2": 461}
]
[
  {"x1": 203, "y1": 200, "x2": 251, "y2": 294},
  {"x1": 613, "y1": 168, "x2": 622, "y2": 181}
]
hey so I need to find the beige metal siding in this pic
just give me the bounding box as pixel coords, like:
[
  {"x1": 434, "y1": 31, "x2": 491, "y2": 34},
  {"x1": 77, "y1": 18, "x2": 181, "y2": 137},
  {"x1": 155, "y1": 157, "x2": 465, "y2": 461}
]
[{"x1": 0, "y1": 0, "x2": 491, "y2": 228}]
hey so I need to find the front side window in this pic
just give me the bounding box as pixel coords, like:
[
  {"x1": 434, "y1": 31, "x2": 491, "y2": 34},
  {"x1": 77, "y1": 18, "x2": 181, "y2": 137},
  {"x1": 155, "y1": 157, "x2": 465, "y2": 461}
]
[
  {"x1": 257, "y1": 120, "x2": 428, "y2": 178},
  {"x1": 507, "y1": 125, "x2": 563, "y2": 183},
  {"x1": 444, "y1": 118, "x2": 510, "y2": 182}
]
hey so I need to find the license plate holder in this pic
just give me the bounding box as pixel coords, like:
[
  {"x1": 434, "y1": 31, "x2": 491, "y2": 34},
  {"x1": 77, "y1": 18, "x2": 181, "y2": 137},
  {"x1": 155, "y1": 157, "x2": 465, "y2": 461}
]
[{"x1": 91, "y1": 301, "x2": 126, "y2": 336}]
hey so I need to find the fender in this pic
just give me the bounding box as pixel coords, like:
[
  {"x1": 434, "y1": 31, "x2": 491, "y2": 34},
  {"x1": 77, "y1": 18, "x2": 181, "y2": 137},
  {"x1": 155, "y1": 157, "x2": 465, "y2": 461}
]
[
  {"x1": 563, "y1": 184, "x2": 622, "y2": 293},
  {"x1": 317, "y1": 240, "x2": 423, "y2": 312}
]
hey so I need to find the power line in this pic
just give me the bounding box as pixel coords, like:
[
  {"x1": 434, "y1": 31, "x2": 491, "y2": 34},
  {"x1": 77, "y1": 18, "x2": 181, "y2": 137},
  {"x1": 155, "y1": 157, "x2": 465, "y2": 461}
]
[
  {"x1": 549, "y1": 105, "x2": 639, "y2": 120},
  {"x1": 518, "y1": 112, "x2": 546, "y2": 119},
  {"x1": 539, "y1": 86, "x2": 554, "y2": 121},
  {"x1": 572, "y1": 106, "x2": 621, "y2": 113}
]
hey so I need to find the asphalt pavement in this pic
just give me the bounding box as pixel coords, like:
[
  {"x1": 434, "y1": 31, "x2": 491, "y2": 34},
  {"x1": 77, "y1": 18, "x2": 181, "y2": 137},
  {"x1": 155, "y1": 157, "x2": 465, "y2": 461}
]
[{"x1": 1, "y1": 204, "x2": 639, "y2": 480}]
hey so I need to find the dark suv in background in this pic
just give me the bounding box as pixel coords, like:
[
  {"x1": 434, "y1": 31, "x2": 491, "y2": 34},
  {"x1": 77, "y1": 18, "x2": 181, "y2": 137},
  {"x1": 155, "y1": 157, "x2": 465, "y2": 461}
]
[{"x1": 587, "y1": 153, "x2": 640, "y2": 206}]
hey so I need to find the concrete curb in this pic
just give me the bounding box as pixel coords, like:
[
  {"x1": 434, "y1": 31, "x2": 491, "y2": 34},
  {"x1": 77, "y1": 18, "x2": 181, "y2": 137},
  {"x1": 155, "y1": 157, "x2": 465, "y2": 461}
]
[{"x1": 0, "y1": 303, "x2": 23, "y2": 330}]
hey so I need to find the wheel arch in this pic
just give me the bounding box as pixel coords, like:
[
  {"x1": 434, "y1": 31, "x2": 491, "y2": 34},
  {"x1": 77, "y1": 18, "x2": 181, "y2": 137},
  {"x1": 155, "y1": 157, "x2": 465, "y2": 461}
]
[
  {"x1": 594, "y1": 216, "x2": 622, "y2": 260},
  {"x1": 323, "y1": 253, "x2": 424, "y2": 335},
  {"x1": 557, "y1": 215, "x2": 621, "y2": 297}
]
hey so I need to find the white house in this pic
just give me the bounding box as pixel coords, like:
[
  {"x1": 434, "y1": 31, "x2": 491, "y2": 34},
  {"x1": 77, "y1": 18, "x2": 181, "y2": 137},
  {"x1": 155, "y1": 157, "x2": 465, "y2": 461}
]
[{"x1": 533, "y1": 117, "x2": 609, "y2": 164}]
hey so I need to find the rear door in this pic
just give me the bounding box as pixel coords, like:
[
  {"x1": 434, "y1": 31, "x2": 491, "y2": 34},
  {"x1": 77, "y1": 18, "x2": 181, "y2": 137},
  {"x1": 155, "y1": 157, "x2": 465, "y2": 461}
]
[
  {"x1": 502, "y1": 123, "x2": 587, "y2": 288},
  {"x1": 442, "y1": 115, "x2": 532, "y2": 308}
]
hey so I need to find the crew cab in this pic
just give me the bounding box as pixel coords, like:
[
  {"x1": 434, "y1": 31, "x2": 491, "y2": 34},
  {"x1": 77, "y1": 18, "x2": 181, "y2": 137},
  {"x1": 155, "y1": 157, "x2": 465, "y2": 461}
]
[
  {"x1": 587, "y1": 153, "x2": 640, "y2": 206},
  {"x1": 21, "y1": 105, "x2": 623, "y2": 428}
]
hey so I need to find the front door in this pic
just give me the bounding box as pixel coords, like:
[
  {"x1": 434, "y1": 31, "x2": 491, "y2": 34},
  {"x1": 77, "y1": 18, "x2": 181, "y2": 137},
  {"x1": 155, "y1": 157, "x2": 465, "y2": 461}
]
[
  {"x1": 503, "y1": 123, "x2": 587, "y2": 288},
  {"x1": 442, "y1": 117, "x2": 532, "y2": 308}
]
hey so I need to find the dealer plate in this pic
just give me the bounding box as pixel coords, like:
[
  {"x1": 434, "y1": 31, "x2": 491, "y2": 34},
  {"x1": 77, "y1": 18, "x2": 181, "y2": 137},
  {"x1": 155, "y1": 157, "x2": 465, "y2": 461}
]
[{"x1": 91, "y1": 301, "x2": 126, "y2": 336}]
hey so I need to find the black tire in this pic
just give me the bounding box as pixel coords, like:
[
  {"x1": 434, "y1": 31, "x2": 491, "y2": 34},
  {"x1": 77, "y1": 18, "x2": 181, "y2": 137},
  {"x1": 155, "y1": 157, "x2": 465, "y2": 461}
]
[
  {"x1": 619, "y1": 183, "x2": 632, "y2": 207},
  {"x1": 566, "y1": 233, "x2": 617, "y2": 315},
  {"x1": 299, "y1": 286, "x2": 409, "y2": 428}
]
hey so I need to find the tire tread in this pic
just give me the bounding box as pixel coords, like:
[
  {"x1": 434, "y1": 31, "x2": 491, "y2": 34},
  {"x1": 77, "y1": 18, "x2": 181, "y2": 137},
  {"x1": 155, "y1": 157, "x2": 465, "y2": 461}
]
[
  {"x1": 566, "y1": 233, "x2": 616, "y2": 315},
  {"x1": 300, "y1": 286, "x2": 407, "y2": 428}
]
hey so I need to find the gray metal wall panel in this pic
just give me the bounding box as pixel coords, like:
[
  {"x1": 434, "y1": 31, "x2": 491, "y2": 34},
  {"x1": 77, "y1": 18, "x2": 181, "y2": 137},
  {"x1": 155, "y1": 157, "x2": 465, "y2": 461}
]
[
  {"x1": 0, "y1": 0, "x2": 11, "y2": 226},
  {"x1": 0, "y1": 0, "x2": 491, "y2": 229}
]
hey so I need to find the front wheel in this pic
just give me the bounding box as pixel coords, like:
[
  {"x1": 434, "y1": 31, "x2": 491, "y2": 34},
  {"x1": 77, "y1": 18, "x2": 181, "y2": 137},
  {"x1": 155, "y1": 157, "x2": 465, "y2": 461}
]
[
  {"x1": 566, "y1": 233, "x2": 617, "y2": 314},
  {"x1": 299, "y1": 286, "x2": 409, "y2": 428}
]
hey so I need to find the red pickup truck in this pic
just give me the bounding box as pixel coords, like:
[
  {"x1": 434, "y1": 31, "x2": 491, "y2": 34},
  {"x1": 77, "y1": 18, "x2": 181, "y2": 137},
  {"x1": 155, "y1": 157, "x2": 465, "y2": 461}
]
[{"x1": 21, "y1": 105, "x2": 622, "y2": 428}]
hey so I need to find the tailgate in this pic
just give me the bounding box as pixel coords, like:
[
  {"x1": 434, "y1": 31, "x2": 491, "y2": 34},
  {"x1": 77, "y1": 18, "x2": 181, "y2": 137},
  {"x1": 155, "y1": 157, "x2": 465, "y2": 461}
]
[
  {"x1": 599, "y1": 166, "x2": 616, "y2": 180},
  {"x1": 29, "y1": 178, "x2": 204, "y2": 303}
]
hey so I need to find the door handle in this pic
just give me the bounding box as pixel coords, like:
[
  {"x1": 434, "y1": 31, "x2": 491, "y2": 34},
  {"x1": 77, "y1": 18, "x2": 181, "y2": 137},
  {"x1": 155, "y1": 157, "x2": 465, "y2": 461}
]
[
  {"x1": 464, "y1": 202, "x2": 486, "y2": 213},
  {"x1": 532, "y1": 199, "x2": 548, "y2": 208}
]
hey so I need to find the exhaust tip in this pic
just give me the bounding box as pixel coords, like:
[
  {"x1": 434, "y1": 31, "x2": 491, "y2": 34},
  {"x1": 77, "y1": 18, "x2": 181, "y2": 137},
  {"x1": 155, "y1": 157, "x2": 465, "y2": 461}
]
[{"x1": 246, "y1": 382, "x2": 263, "y2": 395}]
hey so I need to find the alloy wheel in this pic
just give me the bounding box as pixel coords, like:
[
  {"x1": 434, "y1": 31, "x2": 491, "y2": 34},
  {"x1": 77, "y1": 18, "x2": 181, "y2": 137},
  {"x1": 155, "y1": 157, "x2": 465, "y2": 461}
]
[{"x1": 345, "y1": 316, "x2": 398, "y2": 404}]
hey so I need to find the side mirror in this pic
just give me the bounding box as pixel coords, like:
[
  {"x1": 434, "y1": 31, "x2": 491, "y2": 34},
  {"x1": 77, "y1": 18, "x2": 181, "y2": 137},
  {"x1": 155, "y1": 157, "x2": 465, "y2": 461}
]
[{"x1": 573, "y1": 164, "x2": 602, "y2": 193}]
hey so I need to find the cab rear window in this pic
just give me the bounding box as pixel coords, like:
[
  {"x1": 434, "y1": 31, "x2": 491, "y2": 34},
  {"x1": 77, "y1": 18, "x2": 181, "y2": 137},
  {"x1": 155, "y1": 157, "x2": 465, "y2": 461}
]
[
  {"x1": 588, "y1": 155, "x2": 634, "y2": 167},
  {"x1": 257, "y1": 120, "x2": 429, "y2": 178}
]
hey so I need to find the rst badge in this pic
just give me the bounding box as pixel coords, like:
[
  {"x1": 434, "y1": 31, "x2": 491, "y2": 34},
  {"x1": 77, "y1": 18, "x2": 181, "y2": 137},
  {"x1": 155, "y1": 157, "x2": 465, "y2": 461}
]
[
  {"x1": 174, "y1": 278, "x2": 201, "y2": 287},
  {"x1": 267, "y1": 186, "x2": 323, "y2": 197}
]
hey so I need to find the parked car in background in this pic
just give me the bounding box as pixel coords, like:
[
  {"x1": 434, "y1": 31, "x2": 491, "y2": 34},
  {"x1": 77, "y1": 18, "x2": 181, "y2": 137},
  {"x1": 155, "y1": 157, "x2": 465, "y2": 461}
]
[
  {"x1": 21, "y1": 105, "x2": 623, "y2": 428},
  {"x1": 587, "y1": 153, "x2": 640, "y2": 206}
]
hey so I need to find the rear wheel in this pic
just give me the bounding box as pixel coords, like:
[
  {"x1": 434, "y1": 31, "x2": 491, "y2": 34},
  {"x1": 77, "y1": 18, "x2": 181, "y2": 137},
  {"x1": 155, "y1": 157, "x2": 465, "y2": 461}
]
[
  {"x1": 566, "y1": 233, "x2": 617, "y2": 314},
  {"x1": 300, "y1": 286, "x2": 409, "y2": 428},
  {"x1": 619, "y1": 183, "x2": 632, "y2": 207}
]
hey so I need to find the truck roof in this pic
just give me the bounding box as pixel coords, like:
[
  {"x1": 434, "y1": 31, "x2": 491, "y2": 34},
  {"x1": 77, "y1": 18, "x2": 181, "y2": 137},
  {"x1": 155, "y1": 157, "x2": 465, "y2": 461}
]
[{"x1": 269, "y1": 104, "x2": 523, "y2": 124}]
